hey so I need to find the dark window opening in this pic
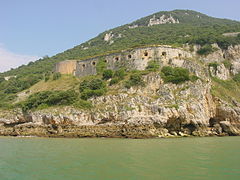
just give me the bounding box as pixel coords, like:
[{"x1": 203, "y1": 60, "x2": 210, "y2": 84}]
[
  {"x1": 178, "y1": 53, "x2": 182, "y2": 58},
  {"x1": 104, "y1": 60, "x2": 108, "y2": 63},
  {"x1": 82, "y1": 64, "x2": 86, "y2": 68},
  {"x1": 115, "y1": 57, "x2": 119, "y2": 61},
  {"x1": 128, "y1": 54, "x2": 132, "y2": 59},
  {"x1": 223, "y1": 54, "x2": 226, "y2": 59},
  {"x1": 162, "y1": 52, "x2": 167, "y2": 56},
  {"x1": 144, "y1": 52, "x2": 148, "y2": 56},
  {"x1": 92, "y1": 62, "x2": 96, "y2": 66}
]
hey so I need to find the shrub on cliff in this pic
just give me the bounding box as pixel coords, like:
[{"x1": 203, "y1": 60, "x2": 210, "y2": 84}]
[
  {"x1": 74, "y1": 99, "x2": 93, "y2": 109},
  {"x1": 161, "y1": 66, "x2": 190, "y2": 84},
  {"x1": 96, "y1": 58, "x2": 107, "y2": 74},
  {"x1": 114, "y1": 69, "x2": 126, "y2": 80},
  {"x1": 21, "y1": 90, "x2": 78, "y2": 111},
  {"x1": 124, "y1": 73, "x2": 145, "y2": 88},
  {"x1": 102, "y1": 69, "x2": 113, "y2": 80},
  {"x1": 208, "y1": 62, "x2": 220, "y2": 71},
  {"x1": 79, "y1": 79, "x2": 106, "y2": 100},
  {"x1": 197, "y1": 44, "x2": 216, "y2": 55},
  {"x1": 146, "y1": 60, "x2": 160, "y2": 72},
  {"x1": 53, "y1": 72, "x2": 61, "y2": 80},
  {"x1": 108, "y1": 69, "x2": 126, "y2": 86}
]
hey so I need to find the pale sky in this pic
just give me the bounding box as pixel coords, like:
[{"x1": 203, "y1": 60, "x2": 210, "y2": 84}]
[{"x1": 0, "y1": 0, "x2": 240, "y2": 72}]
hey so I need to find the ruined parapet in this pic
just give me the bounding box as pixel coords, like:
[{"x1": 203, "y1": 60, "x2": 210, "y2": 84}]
[
  {"x1": 75, "y1": 59, "x2": 97, "y2": 77},
  {"x1": 54, "y1": 60, "x2": 77, "y2": 75},
  {"x1": 54, "y1": 46, "x2": 193, "y2": 77}
]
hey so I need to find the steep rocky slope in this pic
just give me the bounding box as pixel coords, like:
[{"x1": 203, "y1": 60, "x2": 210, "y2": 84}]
[
  {"x1": 1, "y1": 10, "x2": 240, "y2": 138},
  {"x1": 0, "y1": 72, "x2": 240, "y2": 138},
  {"x1": 1, "y1": 44, "x2": 240, "y2": 138}
]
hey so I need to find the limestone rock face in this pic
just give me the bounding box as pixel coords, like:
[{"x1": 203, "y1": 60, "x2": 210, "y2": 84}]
[
  {"x1": 104, "y1": 32, "x2": 114, "y2": 42},
  {"x1": 209, "y1": 64, "x2": 230, "y2": 80},
  {"x1": 1, "y1": 72, "x2": 240, "y2": 138},
  {"x1": 148, "y1": 15, "x2": 180, "y2": 26}
]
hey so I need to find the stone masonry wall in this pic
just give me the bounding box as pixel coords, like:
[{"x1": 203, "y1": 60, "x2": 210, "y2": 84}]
[
  {"x1": 55, "y1": 46, "x2": 193, "y2": 77},
  {"x1": 54, "y1": 60, "x2": 77, "y2": 75}
]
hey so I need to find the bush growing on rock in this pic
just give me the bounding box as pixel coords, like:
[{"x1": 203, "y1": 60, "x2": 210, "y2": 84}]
[
  {"x1": 96, "y1": 58, "x2": 107, "y2": 74},
  {"x1": 79, "y1": 79, "x2": 106, "y2": 100},
  {"x1": 161, "y1": 66, "x2": 190, "y2": 84},
  {"x1": 197, "y1": 44, "x2": 215, "y2": 55},
  {"x1": 21, "y1": 90, "x2": 78, "y2": 111},
  {"x1": 114, "y1": 69, "x2": 126, "y2": 80},
  {"x1": 102, "y1": 69, "x2": 113, "y2": 80},
  {"x1": 74, "y1": 99, "x2": 93, "y2": 109},
  {"x1": 146, "y1": 60, "x2": 160, "y2": 72},
  {"x1": 109, "y1": 78, "x2": 119, "y2": 86},
  {"x1": 208, "y1": 62, "x2": 219, "y2": 70},
  {"x1": 125, "y1": 73, "x2": 145, "y2": 88}
]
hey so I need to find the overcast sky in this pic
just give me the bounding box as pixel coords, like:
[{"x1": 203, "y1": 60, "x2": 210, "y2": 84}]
[{"x1": 0, "y1": 0, "x2": 240, "y2": 72}]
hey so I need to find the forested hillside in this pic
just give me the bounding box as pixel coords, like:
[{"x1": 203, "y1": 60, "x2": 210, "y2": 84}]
[{"x1": 0, "y1": 9, "x2": 240, "y2": 108}]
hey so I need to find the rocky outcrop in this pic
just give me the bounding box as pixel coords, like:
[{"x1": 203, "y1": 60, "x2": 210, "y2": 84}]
[
  {"x1": 148, "y1": 15, "x2": 180, "y2": 26},
  {"x1": 209, "y1": 64, "x2": 230, "y2": 80},
  {"x1": 1, "y1": 73, "x2": 240, "y2": 138}
]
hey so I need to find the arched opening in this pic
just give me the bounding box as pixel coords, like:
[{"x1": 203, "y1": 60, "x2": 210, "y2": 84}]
[
  {"x1": 128, "y1": 54, "x2": 132, "y2": 59},
  {"x1": 144, "y1": 52, "x2": 148, "y2": 57},
  {"x1": 115, "y1": 57, "x2": 119, "y2": 61},
  {"x1": 92, "y1": 61, "x2": 96, "y2": 66},
  {"x1": 104, "y1": 60, "x2": 108, "y2": 63},
  {"x1": 178, "y1": 53, "x2": 182, "y2": 58},
  {"x1": 82, "y1": 64, "x2": 86, "y2": 68},
  {"x1": 162, "y1": 52, "x2": 167, "y2": 56},
  {"x1": 223, "y1": 54, "x2": 226, "y2": 59}
]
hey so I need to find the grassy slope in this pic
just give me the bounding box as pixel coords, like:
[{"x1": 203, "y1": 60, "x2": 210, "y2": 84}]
[{"x1": 211, "y1": 77, "x2": 240, "y2": 104}]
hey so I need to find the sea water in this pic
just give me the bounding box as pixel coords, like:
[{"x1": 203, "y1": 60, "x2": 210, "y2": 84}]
[{"x1": 0, "y1": 136, "x2": 240, "y2": 180}]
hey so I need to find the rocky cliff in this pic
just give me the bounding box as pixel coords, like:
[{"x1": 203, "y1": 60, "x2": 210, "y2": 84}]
[
  {"x1": 1, "y1": 72, "x2": 240, "y2": 138},
  {"x1": 1, "y1": 44, "x2": 240, "y2": 138}
]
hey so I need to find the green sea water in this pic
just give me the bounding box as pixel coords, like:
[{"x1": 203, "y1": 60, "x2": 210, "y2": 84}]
[{"x1": 0, "y1": 136, "x2": 240, "y2": 180}]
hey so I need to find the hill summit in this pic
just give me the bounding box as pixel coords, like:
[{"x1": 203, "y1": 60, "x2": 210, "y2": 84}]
[{"x1": 1, "y1": 10, "x2": 240, "y2": 138}]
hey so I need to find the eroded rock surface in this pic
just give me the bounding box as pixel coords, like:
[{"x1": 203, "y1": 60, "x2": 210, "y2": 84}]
[{"x1": 1, "y1": 73, "x2": 240, "y2": 138}]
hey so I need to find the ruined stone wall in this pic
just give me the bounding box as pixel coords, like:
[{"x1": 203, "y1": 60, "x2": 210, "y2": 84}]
[
  {"x1": 55, "y1": 46, "x2": 193, "y2": 77},
  {"x1": 54, "y1": 60, "x2": 77, "y2": 75}
]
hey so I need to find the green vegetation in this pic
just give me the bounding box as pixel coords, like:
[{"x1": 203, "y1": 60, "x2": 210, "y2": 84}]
[
  {"x1": 1, "y1": 10, "x2": 240, "y2": 110},
  {"x1": 74, "y1": 99, "x2": 93, "y2": 109},
  {"x1": 125, "y1": 73, "x2": 145, "y2": 88},
  {"x1": 96, "y1": 58, "x2": 107, "y2": 74},
  {"x1": 233, "y1": 73, "x2": 240, "y2": 82},
  {"x1": 208, "y1": 62, "x2": 220, "y2": 71},
  {"x1": 146, "y1": 60, "x2": 160, "y2": 72},
  {"x1": 79, "y1": 79, "x2": 106, "y2": 100},
  {"x1": 161, "y1": 66, "x2": 191, "y2": 84},
  {"x1": 223, "y1": 60, "x2": 232, "y2": 69},
  {"x1": 109, "y1": 69, "x2": 126, "y2": 86},
  {"x1": 197, "y1": 44, "x2": 216, "y2": 55},
  {"x1": 53, "y1": 72, "x2": 61, "y2": 80},
  {"x1": 211, "y1": 77, "x2": 240, "y2": 104},
  {"x1": 20, "y1": 90, "x2": 78, "y2": 111},
  {"x1": 44, "y1": 72, "x2": 51, "y2": 82},
  {"x1": 102, "y1": 70, "x2": 113, "y2": 80}
]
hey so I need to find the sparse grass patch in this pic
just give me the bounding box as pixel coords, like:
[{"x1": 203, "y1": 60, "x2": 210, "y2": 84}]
[{"x1": 211, "y1": 77, "x2": 240, "y2": 104}]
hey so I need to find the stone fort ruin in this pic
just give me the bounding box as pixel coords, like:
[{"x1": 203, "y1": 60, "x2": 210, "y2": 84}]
[{"x1": 54, "y1": 45, "x2": 193, "y2": 77}]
